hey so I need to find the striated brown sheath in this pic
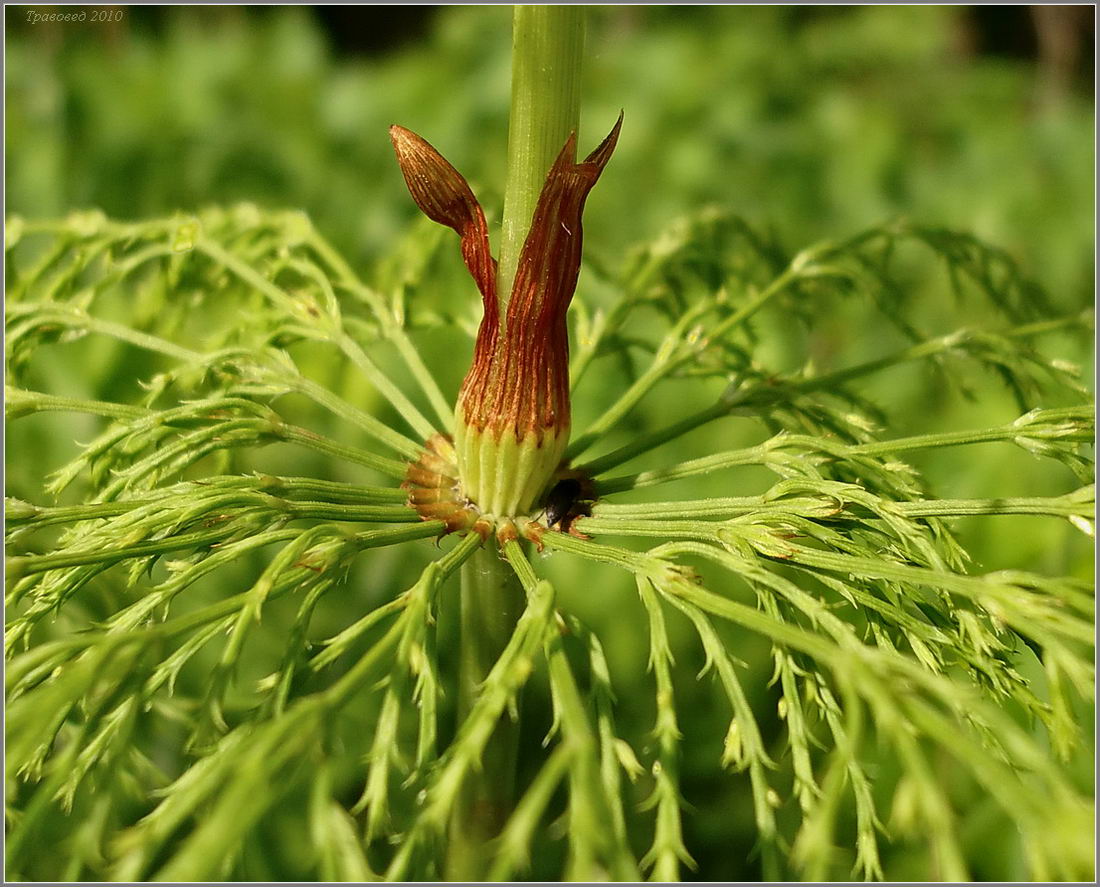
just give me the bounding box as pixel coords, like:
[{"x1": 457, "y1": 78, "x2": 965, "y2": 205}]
[{"x1": 391, "y1": 115, "x2": 621, "y2": 520}]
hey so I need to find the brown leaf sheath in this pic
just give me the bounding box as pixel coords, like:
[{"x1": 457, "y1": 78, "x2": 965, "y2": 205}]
[
  {"x1": 390, "y1": 116, "x2": 621, "y2": 443},
  {"x1": 389, "y1": 124, "x2": 499, "y2": 320},
  {"x1": 461, "y1": 114, "x2": 622, "y2": 440}
]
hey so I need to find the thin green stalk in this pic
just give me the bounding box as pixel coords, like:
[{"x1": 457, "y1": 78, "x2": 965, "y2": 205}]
[
  {"x1": 586, "y1": 489, "x2": 1094, "y2": 522},
  {"x1": 567, "y1": 300, "x2": 712, "y2": 460},
  {"x1": 358, "y1": 535, "x2": 483, "y2": 841},
  {"x1": 7, "y1": 478, "x2": 409, "y2": 530},
  {"x1": 10, "y1": 521, "x2": 443, "y2": 578},
  {"x1": 568, "y1": 263, "x2": 802, "y2": 460},
  {"x1": 487, "y1": 744, "x2": 573, "y2": 880},
  {"x1": 307, "y1": 229, "x2": 455, "y2": 431},
  {"x1": 336, "y1": 332, "x2": 439, "y2": 442},
  {"x1": 11, "y1": 525, "x2": 255, "y2": 575},
  {"x1": 573, "y1": 314, "x2": 1089, "y2": 477},
  {"x1": 848, "y1": 415, "x2": 1092, "y2": 457},
  {"x1": 596, "y1": 407, "x2": 1092, "y2": 495},
  {"x1": 269, "y1": 425, "x2": 408, "y2": 479},
  {"x1": 448, "y1": 542, "x2": 526, "y2": 880},
  {"x1": 389, "y1": 578, "x2": 554, "y2": 881},
  {"x1": 5, "y1": 389, "x2": 148, "y2": 421},
  {"x1": 545, "y1": 626, "x2": 642, "y2": 880},
  {"x1": 283, "y1": 503, "x2": 417, "y2": 522},
  {"x1": 8, "y1": 302, "x2": 203, "y2": 363},
  {"x1": 502, "y1": 537, "x2": 539, "y2": 591},
  {"x1": 899, "y1": 491, "x2": 1095, "y2": 519},
  {"x1": 281, "y1": 373, "x2": 423, "y2": 461},
  {"x1": 447, "y1": 7, "x2": 586, "y2": 877},
  {"x1": 201, "y1": 237, "x2": 439, "y2": 443},
  {"x1": 579, "y1": 398, "x2": 731, "y2": 477},
  {"x1": 497, "y1": 5, "x2": 585, "y2": 314},
  {"x1": 636, "y1": 576, "x2": 693, "y2": 879}
]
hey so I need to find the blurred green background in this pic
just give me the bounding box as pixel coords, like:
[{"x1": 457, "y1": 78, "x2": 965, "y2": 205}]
[
  {"x1": 6, "y1": 5, "x2": 1094, "y2": 298},
  {"x1": 5, "y1": 5, "x2": 1094, "y2": 881}
]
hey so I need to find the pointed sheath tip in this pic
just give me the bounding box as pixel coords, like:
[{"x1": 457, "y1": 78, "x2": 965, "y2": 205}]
[
  {"x1": 585, "y1": 112, "x2": 624, "y2": 168},
  {"x1": 389, "y1": 124, "x2": 416, "y2": 152},
  {"x1": 389, "y1": 125, "x2": 440, "y2": 164},
  {"x1": 554, "y1": 111, "x2": 625, "y2": 170},
  {"x1": 387, "y1": 122, "x2": 497, "y2": 310}
]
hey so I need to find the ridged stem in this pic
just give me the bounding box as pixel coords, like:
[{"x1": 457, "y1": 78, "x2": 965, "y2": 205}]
[
  {"x1": 448, "y1": 8, "x2": 586, "y2": 877},
  {"x1": 496, "y1": 5, "x2": 585, "y2": 318},
  {"x1": 447, "y1": 542, "x2": 525, "y2": 880}
]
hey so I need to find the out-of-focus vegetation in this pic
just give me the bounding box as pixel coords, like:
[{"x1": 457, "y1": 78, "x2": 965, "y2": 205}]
[
  {"x1": 5, "y1": 6, "x2": 1094, "y2": 882},
  {"x1": 6, "y1": 6, "x2": 1094, "y2": 296}
]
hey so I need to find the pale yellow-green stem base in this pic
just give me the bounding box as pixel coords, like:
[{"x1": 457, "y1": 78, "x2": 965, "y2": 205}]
[{"x1": 455, "y1": 409, "x2": 568, "y2": 519}]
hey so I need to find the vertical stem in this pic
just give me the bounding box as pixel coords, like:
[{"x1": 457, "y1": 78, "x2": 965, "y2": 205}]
[
  {"x1": 497, "y1": 5, "x2": 585, "y2": 316},
  {"x1": 448, "y1": 543, "x2": 525, "y2": 880},
  {"x1": 448, "y1": 7, "x2": 586, "y2": 877}
]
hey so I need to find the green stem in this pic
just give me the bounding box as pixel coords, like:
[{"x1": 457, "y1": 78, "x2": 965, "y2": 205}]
[
  {"x1": 595, "y1": 407, "x2": 1093, "y2": 495},
  {"x1": 446, "y1": 8, "x2": 586, "y2": 877},
  {"x1": 460, "y1": 549, "x2": 526, "y2": 717},
  {"x1": 588, "y1": 489, "x2": 1095, "y2": 521},
  {"x1": 448, "y1": 542, "x2": 526, "y2": 880},
  {"x1": 5, "y1": 388, "x2": 148, "y2": 421},
  {"x1": 307, "y1": 229, "x2": 455, "y2": 432},
  {"x1": 572, "y1": 312, "x2": 1091, "y2": 476},
  {"x1": 497, "y1": 6, "x2": 585, "y2": 315},
  {"x1": 567, "y1": 262, "x2": 803, "y2": 460}
]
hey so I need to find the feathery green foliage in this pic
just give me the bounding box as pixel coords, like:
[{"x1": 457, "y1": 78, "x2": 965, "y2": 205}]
[{"x1": 5, "y1": 196, "x2": 1093, "y2": 880}]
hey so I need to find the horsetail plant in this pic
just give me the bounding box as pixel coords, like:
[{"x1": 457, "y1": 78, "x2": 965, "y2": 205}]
[{"x1": 5, "y1": 6, "x2": 1095, "y2": 883}]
